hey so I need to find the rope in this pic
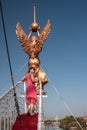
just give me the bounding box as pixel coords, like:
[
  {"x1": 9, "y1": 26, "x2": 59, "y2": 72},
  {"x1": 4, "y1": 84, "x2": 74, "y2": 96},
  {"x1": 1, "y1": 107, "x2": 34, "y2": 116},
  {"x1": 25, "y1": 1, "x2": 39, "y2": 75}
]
[
  {"x1": 49, "y1": 79, "x2": 83, "y2": 130},
  {"x1": 41, "y1": 66, "x2": 83, "y2": 130},
  {"x1": 0, "y1": 1, "x2": 23, "y2": 129},
  {"x1": 0, "y1": 60, "x2": 28, "y2": 93}
]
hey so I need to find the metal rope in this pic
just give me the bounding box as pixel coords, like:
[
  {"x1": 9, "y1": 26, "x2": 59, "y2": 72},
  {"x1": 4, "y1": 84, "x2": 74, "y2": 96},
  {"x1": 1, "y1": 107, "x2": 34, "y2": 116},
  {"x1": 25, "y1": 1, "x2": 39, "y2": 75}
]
[
  {"x1": 0, "y1": 60, "x2": 28, "y2": 93},
  {"x1": 0, "y1": 0, "x2": 23, "y2": 129},
  {"x1": 48, "y1": 79, "x2": 83, "y2": 130},
  {"x1": 41, "y1": 66, "x2": 84, "y2": 130}
]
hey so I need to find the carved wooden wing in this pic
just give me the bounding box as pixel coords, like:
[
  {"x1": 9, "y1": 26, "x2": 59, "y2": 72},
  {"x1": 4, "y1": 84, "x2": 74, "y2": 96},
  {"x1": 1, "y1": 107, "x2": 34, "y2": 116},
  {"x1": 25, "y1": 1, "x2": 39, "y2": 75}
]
[
  {"x1": 36, "y1": 20, "x2": 51, "y2": 44},
  {"x1": 16, "y1": 22, "x2": 31, "y2": 55}
]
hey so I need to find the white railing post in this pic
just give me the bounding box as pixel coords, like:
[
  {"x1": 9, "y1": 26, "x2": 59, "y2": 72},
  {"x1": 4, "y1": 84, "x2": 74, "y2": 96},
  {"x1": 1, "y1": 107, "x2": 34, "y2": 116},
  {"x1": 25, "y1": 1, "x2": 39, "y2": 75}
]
[
  {"x1": 38, "y1": 80, "x2": 45, "y2": 130},
  {"x1": 24, "y1": 82, "x2": 27, "y2": 113}
]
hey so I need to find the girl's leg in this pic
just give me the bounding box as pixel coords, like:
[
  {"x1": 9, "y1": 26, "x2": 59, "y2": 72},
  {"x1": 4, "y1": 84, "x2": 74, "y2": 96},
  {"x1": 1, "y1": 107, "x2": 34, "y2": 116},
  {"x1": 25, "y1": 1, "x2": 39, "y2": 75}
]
[
  {"x1": 28, "y1": 104, "x2": 30, "y2": 111},
  {"x1": 27, "y1": 104, "x2": 30, "y2": 115},
  {"x1": 30, "y1": 103, "x2": 34, "y2": 115}
]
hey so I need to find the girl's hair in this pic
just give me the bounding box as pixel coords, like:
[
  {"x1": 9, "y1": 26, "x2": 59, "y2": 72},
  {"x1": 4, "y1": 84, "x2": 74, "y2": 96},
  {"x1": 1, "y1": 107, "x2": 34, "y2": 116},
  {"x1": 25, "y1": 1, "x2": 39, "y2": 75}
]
[{"x1": 28, "y1": 67, "x2": 36, "y2": 73}]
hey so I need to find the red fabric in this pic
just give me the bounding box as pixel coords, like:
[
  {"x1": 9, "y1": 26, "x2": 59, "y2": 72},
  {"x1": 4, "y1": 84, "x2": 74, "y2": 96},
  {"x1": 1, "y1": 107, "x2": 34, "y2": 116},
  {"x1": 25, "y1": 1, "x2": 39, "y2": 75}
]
[
  {"x1": 12, "y1": 113, "x2": 38, "y2": 130},
  {"x1": 26, "y1": 73, "x2": 38, "y2": 104}
]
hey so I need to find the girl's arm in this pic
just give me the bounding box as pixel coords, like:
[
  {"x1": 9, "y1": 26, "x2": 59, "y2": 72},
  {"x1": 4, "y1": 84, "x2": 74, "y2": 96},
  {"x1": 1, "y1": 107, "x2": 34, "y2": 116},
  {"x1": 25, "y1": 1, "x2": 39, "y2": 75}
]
[{"x1": 21, "y1": 75, "x2": 26, "y2": 82}]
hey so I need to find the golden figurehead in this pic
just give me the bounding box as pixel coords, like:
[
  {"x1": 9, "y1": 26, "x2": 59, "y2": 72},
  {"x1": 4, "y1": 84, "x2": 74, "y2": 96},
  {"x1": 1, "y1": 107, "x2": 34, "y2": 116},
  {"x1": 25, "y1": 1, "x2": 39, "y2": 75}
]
[{"x1": 15, "y1": 6, "x2": 51, "y2": 92}]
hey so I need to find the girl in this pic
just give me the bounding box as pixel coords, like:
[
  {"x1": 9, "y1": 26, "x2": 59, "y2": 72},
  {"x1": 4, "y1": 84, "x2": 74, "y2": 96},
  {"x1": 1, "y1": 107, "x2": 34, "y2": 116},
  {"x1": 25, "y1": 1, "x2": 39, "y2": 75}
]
[{"x1": 21, "y1": 67, "x2": 38, "y2": 116}]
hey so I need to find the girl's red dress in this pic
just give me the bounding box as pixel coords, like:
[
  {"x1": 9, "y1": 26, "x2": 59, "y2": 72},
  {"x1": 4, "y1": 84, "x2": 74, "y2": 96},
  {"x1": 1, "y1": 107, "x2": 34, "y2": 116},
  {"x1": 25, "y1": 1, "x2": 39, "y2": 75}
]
[{"x1": 26, "y1": 73, "x2": 38, "y2": 105}]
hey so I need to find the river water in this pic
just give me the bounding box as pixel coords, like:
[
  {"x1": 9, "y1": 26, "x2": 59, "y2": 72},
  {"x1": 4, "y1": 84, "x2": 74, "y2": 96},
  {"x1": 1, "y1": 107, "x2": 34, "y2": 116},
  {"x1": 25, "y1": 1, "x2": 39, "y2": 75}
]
[{"x1": 45, "y1": 126, "x2": 63, "y2": 130}]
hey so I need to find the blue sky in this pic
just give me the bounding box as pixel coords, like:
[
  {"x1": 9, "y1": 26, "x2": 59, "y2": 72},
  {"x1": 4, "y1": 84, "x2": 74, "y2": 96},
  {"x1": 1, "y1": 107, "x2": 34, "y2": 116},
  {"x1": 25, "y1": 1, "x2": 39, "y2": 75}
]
[{"x1": 0, "y1": 0, "x2": 87, "y2": 118}]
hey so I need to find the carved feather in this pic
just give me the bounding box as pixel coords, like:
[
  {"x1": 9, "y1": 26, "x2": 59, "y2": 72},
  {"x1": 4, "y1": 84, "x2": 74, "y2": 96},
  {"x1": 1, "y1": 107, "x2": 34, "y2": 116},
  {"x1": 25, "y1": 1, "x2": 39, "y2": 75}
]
[
  {"x1": 16, "y1": 22, "x2": 31, "y2": 54},
  {"x1": 16, "y1": 22, "x2": 30, "y2": 44},
  {"x1": 36, "y1": 20, "x2": 51, "y2": 44},
  {"x1": 16, "y1": 20, "x2": 51, "y2": 57}
]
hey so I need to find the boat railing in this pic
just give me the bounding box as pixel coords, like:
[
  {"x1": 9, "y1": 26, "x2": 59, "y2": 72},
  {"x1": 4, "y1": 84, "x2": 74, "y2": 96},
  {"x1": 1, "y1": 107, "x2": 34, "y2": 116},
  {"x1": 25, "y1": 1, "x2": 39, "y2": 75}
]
[{"x1": 0, "y1": 81, "x2": 26, "y2": 130}]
